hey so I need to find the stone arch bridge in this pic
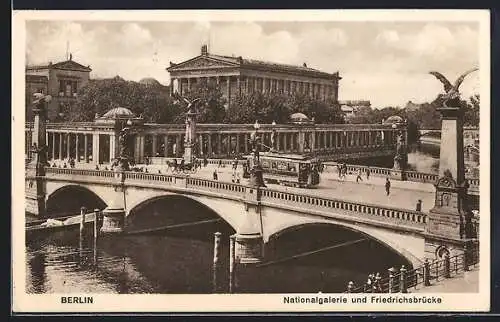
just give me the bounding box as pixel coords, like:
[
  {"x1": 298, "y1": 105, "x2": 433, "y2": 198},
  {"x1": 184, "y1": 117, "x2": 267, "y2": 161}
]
[{"x1": 28, "y1": 167, "x2": 469, "y2": 269}]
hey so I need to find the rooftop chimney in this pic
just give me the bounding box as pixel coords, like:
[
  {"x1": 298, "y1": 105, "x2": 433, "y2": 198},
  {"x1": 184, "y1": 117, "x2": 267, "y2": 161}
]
[{"x1": 201, "y1": 44, "x2": 208, "y2": 56}]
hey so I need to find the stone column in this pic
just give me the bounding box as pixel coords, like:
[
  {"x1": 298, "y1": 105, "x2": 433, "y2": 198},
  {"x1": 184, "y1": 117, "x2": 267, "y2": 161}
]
[
  {"x1": 283, "y1": 133, "x2": 288, "y2": 152},
  {"x1": 163, "y1": 135, "x2": 169, "y2": 157},
  {"x1": 244, "y1": 133, "x2": 249, "y2": 153},
  {"x1": 92, "y1": 133, "x2": 100, "y2": 164},
  {"x1": 187, "y1": 78, "x2": 191, "y2": 92},
  {"x1": 207, "y1": 134, "x2": 213, "y2": 156},
  {"x1": 84, "y1": 134, "x2": 88, "y2": 162},
  {"x1": 109, "y1": 134, "x2": 116, "y2": 162},
  {"x1": 254, "y1": 77, "x2": 258, "y2": 92},
  {"x1": 65, "y1": 133, "x2": 71, "y2": 159},
  {"x1": 237, "y1": 76, "x2": 241, "y2": 96},
  {"x1": 170, "y1": 78, "x2": 175, "y2": 96},
  {"x1": 152, "y1": 135, "x2": 157, "y2": 157},
  {"x1": 57, "y1": 133, "x2": 62, "y2": 159},
  {"x1": 75, "y1": 133, "x2": 80, "y2": 162},
  {"x1": 198, "y1": 133, "x2": 204, "y2": 156},
  {"x1": 217, "y1": 134, "x2": 222, "y2": 156},
  {"x1": 226, "y1": 77, "x2": 231, "y2": 108},
  {"x1": 51, "y1": 133, "x2": 56, "y2": 160},
  {"x1": 236, "y1": 134, "x2": 240, "y2": 154},
  {"x1": 226, "y1": 133, "x2": 231, "y2": 156}
]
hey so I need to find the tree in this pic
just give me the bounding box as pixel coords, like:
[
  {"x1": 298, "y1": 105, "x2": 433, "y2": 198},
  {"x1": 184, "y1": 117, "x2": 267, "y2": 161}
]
[
  {"x1": 66, "y1": 76, "x2": 182, "y2": 123},
  {"x1": 464, "y1": 94, "x2": 480, "y2": 127}
]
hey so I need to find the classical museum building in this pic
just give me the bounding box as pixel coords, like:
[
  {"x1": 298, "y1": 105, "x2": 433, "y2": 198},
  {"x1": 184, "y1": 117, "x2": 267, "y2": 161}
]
[{"x1": 167, "y1": 45, "x2": 341, "y2": 108}]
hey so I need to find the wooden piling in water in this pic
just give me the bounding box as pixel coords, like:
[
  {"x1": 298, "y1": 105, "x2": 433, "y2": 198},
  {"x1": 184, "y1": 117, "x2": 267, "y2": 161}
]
[
  {"x1": 213, "y1": 232, "x2": 222, "y2": 293},
  {"x1": 93, "y1": 208, "x2": 100, "y2": 265},
  {"x1": 229, "y1": 234, "x2": 236, "y2": 293},
  {"x1": 79, "y1": 207, "x2": 86, "y2": 262}
]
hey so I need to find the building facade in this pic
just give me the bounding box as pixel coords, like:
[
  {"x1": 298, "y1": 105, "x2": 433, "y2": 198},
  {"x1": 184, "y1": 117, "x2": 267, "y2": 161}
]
[
  {"x1": 167, "y1": 45, "x2": 341, "y2": 108},
  {"x1": 26, "y1": 56, "x2": 92, "y2": 122}
]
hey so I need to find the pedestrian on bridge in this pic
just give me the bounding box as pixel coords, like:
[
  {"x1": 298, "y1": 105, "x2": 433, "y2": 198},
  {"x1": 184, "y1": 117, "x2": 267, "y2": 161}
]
[
  {"x1": 213, "y1": 169, "x2": 218, "y2": 181},
  {"x1": 366, "y1": 168, "x2": 370, "y2": 180},
  {"x1": 385, "y1": 178, "x2": 391, "y2": 196},
  {"x1": 356, "y1": 169, "x2": 363, "y2": 183}
]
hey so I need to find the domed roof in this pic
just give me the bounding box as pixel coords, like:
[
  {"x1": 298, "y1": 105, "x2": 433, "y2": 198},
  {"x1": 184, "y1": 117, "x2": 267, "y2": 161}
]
[
  {"x1": 384, "y1": 115, "x2": 404, "y2": 124},
  {"x1": 290, "y1": 112, "x2": 309, "y2": 121},
  {"x1": 139, "y1": 77, "x2": 162, "y2": 87},
  {"x1": 101, "y1": 107, "x2": 135, "y2": 119}
]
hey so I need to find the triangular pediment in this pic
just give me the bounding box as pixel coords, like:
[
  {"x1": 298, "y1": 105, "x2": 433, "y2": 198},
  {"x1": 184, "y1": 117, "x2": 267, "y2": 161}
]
[
  {"x1": 52, "y1": 60, "x2": 92, "y2": 72},
  {"x1": 167, "y1": 55, "x2": 239, "y2": 71}
]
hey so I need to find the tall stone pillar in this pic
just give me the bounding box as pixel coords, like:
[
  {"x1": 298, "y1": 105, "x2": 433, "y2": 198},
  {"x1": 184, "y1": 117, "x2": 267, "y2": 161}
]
[
  {"x1": 187, "y1": 78, "x2": 191, "y2": 92},
  {"x1": 25, "y1": 96, "x2": 49, "y2": 217},
  {"x1": 298, "y1": 132, "x2": 305, "y2": 153},
  {"x1": 237, "y1": 76, "x2": 241, "y2": 96},
  {"x1": 425, "y1": 96, "x2": 474, "y2": 261},
  {"x1": 109, "y1": 134, "x2": 116, "y2": 162}
]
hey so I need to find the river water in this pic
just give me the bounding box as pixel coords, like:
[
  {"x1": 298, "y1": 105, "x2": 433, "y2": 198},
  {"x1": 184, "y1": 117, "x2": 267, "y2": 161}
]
[{"x1": 24, "y1": 147, "x2": 458, "y2": 294}]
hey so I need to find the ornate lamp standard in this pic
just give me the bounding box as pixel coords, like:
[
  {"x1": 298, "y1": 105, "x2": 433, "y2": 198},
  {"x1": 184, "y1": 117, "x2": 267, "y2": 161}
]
[
  {"x1": 248, "y1": 120, "x2": 266, "y2": 188},
  {"x1": 116, "y1": 119, "x2": 133, "y2": 171}
]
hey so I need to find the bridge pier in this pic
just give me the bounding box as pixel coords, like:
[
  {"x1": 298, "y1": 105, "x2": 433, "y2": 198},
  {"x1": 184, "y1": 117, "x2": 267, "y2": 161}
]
[{"x1": 100, "y1": 193, "x2": 126, "y2": 234}]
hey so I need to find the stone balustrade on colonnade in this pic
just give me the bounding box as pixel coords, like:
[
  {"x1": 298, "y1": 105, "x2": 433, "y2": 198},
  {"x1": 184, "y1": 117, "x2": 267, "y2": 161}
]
[{"x1": 25, "y1": 121, "x2": 404, "y2": 165}]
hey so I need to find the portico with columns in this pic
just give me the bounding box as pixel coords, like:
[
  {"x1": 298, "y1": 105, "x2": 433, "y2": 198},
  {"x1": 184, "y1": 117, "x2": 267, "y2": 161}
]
[{"x1": 167, "y1": 45, "x2": 341, "y2": 109}]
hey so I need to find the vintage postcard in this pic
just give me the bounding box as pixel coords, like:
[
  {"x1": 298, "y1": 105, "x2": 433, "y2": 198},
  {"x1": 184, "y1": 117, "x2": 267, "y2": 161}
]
[{"x1": 12, "y1": 9, "x2": 490, "y2": 313}]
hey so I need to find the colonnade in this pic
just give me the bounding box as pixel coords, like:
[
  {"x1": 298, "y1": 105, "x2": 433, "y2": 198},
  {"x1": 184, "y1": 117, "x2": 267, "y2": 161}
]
[
  {"x1": 25, "y1": 125, "x2": 400, "y2": 165},
  {"x1": 144, "y1": 128, "x2": 395, "y2": 159}
]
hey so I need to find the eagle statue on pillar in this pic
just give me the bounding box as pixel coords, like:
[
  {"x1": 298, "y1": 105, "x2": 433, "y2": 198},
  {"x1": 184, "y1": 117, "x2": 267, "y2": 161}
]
[
  {"x1": 173, "y1": 92, "x2": 201, "y2": 114},
  {"x1": 429, "y1": 68, "x2": 478, "y2": 107}
]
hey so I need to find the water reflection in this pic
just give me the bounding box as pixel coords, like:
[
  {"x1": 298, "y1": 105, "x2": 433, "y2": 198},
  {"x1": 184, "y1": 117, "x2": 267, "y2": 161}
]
[{"x1": 26, "y1": 221, "x2": 410, "y2": 294}]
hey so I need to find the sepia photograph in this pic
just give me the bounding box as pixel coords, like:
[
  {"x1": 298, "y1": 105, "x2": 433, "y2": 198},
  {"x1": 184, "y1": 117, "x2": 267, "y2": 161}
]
[{"x1": 13, "y1": 9, "x2": 490, "y2": 312}]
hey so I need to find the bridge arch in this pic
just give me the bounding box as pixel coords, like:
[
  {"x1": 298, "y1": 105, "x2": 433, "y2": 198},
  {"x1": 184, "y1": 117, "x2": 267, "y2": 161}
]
[
  {"x1": 125, "y1": 193, "x2": 238, "y2": 234},
  {"x1": 46, "y1": 184, "x2": 107, "y2": 216},
  {"x1": 262, "y1": 213, "x2": 424, "y2": 268}
]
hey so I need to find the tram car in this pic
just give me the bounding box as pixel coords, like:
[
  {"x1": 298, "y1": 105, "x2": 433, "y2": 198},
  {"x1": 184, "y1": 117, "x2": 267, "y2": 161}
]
[{"x1": 246, "y1": 152, "x2": 321, "y2": 188}]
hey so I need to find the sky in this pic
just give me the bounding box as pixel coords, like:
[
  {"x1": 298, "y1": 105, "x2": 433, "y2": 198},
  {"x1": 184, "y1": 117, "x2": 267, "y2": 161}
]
[{"x1": 25, "y1": 20, "x2": 480, "y2": 108}]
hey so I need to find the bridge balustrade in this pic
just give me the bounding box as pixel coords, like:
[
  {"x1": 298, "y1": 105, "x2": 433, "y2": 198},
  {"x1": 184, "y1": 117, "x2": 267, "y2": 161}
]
[
  {"x1": 41, "y1": 168, "x2": 428, "y2": 229},
  {"x1": 45, "y1": 167, "x2": 116, "y2": 178},
  {"x1": 124, "y1": 171, "x2": 175, "y2": 183},
  {"x1": 405, "y1": 171, "x2": 439, "y2": 183},
  {"x1": 260, "y1": 188, "x2": 426, "y2": 228}
]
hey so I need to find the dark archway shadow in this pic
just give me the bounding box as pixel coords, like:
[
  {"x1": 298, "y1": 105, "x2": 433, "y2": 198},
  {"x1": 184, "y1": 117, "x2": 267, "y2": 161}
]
[
  {"x1": 46, "y1": 185, "x2": 107, "y2": 218},
  {"x1": 238, "y1": 223, "x2": 412, "y2": 293},
  {"x1": 96, "y1": 195, "x2": 236, "y2": 293}
]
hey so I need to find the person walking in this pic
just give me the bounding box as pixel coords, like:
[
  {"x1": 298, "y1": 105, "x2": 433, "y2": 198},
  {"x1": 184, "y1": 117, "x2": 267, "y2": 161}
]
[
  {"x1": 385, "y1": 177, "x2": 391, "y2": 196},
  {"x1": 213, "y1": 169, "x2": 218, "y2": 181},
  {"x1": 356, "y1": 168, "x2": 363, "y2": 183},
  {"x1": 416, "y1": 199, "x2": 422, "y2": 212},
  {"x1": 366, "y1": 168, "x2": 370, "y2": 180}
]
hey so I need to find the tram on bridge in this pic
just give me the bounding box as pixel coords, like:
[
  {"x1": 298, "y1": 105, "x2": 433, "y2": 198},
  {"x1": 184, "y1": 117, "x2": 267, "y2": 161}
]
[{"x1": 247, "y1": 152, "x2": 321, "y2": 188}]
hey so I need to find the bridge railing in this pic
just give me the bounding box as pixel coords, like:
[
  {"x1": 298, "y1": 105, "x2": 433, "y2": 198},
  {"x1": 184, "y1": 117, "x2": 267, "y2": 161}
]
[
  {"x1": 346, "y1": 241, "x2": 479, "y2": 293},
  {"x1": 41, "y1": 167, "x2": 428, "y2": 229},
  {"x1": 45, "y1": 167, "x2": 116, "y2": 178},
  {"x1": 260, "y1": 188, "x2": 427, "y2": 228},
  {"x1": 324, "y1": 161, "x2": 479, "y2": 191}
]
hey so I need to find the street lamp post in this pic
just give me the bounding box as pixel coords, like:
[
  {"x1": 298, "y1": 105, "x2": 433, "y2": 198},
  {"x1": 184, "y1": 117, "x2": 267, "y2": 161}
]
[
  {"x1": 248, "y1": 120, "x2": 266, "y2": 188},
  {"x1": 117, "y1": 119, "x2": 133, "y2": 171}
]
